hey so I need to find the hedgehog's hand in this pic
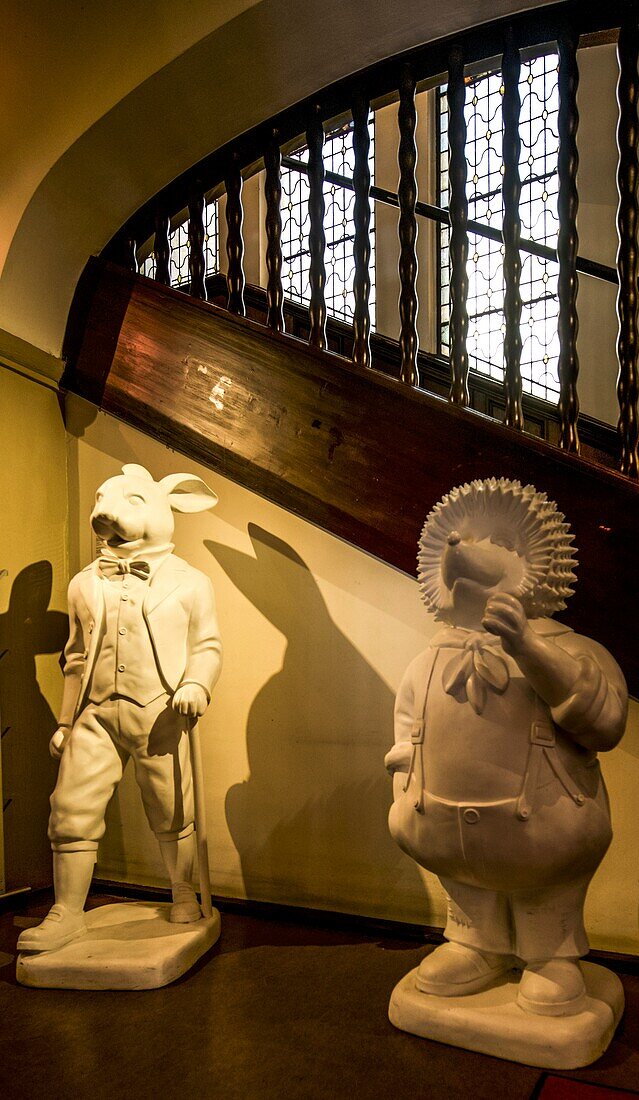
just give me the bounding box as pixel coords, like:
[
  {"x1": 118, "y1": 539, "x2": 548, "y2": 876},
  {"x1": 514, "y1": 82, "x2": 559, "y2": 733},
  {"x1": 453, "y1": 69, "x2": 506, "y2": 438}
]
[{"x1": 482, "y1": 593, "x2": 532, "y2": 658}]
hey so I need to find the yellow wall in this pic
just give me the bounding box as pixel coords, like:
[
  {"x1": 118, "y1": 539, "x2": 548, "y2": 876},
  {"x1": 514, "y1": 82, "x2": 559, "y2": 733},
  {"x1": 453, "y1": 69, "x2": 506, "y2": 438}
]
[
  {"x1": 0, "y1": 364, "x2": 69, "y2": 889},
  {"x1": 0, "y1": 10, "x2": 633, "y2": 945},
  {"x1": 65, "y1": 402, "x2": 639, "y2": 952},
  {"x1": 1, "y1": 376, "x2": 637, "y2": 950},
  {"x1": 67, "y1": 402, "x2": 438, "y2": 923}
]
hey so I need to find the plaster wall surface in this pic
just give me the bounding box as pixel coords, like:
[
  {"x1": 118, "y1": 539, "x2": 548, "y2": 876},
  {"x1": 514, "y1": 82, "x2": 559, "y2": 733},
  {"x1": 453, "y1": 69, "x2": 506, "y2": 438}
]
[
  {"x1": 0, "y1": 366, "x2": 69, "y2": 888},
  {"x1": 65, "y1": 404, "x2": 639, "y2": 953},
  {"x1": 0, "y1": 0, "x2": 258, "y2": 279}
]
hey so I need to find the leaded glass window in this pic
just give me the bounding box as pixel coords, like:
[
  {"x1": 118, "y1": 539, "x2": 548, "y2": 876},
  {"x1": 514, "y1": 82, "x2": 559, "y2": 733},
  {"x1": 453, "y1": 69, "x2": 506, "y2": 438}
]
[
  {"x1": 438, "y1": 53, "x2": 560, "y2": 401},
  {"x1": 281, "y1": 116, "x2": 376, "y2": 326},
  {"x1": 139, "y1": 199, "x2": 220, "y2": 287}
]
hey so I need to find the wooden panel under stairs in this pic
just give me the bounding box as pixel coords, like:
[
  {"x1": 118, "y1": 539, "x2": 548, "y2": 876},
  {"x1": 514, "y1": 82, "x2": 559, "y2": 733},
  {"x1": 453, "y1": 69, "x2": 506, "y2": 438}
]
[{"x1": 63, "y1": 258, "x2": 639, "y2": 696}]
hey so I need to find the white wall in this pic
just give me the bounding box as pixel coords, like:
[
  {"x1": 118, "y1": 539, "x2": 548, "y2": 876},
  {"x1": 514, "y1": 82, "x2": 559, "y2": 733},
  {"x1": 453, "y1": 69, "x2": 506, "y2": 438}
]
[{"x1": 66, "y1": 403, "x2": 639, "y2": 952}]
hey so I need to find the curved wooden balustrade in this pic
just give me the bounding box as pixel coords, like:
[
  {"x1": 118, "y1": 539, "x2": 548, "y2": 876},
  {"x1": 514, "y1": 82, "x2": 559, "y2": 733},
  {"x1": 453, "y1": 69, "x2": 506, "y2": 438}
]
[
  {"x1": 62, "y1": 257, "x2": 639, "y2": 697},
  {"x1": 65, "y1": 0, "x2": 639, "y2": 682},
  {"x1": 102, "y1": 0, "x2": 637, "y2": 480},
  {"x1": 63, "y1": 1, "x2": 639, "y2": 689},
  {"x1": 102, "y1": 2, "x2": 633, "y2": 479}
]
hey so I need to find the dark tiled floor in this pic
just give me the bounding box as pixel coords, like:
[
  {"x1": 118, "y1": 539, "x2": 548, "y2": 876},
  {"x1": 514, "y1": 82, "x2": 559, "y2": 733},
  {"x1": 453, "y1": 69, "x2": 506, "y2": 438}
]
[{"x1": 1, "y1": 893, "x2": 639, "y2": 1100}]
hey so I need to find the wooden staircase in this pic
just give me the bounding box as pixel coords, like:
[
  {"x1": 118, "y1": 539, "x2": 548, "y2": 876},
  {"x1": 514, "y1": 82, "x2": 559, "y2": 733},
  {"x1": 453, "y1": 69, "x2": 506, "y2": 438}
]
[{"x1": 62, "y1": 257, "x2": 639, "y2": 696}]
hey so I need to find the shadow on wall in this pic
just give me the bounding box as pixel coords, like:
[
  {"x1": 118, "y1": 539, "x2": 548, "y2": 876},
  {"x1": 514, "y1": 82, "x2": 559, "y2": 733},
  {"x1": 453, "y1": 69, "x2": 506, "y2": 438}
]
[
  {"x1": 207, "y1": 524, "x2": 426, "y2": 918},
  {"x1": 0, "y1": 562, "x2": 67, "y2": 889}
]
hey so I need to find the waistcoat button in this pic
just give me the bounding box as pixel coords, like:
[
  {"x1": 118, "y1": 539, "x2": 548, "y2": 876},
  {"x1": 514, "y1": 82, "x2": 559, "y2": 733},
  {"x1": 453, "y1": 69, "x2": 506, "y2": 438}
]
[{"x1": 463, "y1": 807, "x2": 480, "y2": 824}]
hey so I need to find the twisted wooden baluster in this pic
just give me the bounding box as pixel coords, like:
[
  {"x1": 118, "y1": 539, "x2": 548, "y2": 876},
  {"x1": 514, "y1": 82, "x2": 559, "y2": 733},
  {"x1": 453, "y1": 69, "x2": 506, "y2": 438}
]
[
  {"x1": 154, "y1": 208, "x2": 171, "y2": 287},
  {"x1": 307, "y1": 105, "x2": 327, "y2": 350},
  {"x1": 265, "y1": 129, "x2": 284, "y2": 333},
  {"x1": 121, "y1": 235, "x2": 138, "y2": 274},
  {"x1": 352, "y1": 90, "x2": 372, "y2": 370},
  {"x1": 557, "y1": 27, "x2": 581, "y2": 454},
  {"x1": 397, "y1": 64, "x2": 419, "y2": 386},
  {"x1": 188, "y1": 185, "x2": 207, "y2": 301},
  {"x1": 502, "y1": 27, "x2": 523, "y2": 431},
  {"x1": 448, "y1": 46, "x2": 469, "y2": 406},
  {"x1": 225, "y1": 154, "x2": 246, "y2": 316},
  {"x1": 616, "y1": 15, "x2": 639, "y2": 478}
]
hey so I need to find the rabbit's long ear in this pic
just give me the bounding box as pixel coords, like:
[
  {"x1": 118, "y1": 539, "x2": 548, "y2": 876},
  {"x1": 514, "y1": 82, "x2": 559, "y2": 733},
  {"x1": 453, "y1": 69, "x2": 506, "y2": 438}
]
[
  {"x1": 160, "y1": 473, "x2": 219, "y2": 513},
  {"x1": 122, "y1": 464, "x2": 154, "y2": 480}
]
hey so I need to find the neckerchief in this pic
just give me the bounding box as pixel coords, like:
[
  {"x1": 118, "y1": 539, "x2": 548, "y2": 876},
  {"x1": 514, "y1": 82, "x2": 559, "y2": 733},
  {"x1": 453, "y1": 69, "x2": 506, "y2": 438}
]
[{"x1": 438, "y1": 629, "x2": 510, "y2": 715}]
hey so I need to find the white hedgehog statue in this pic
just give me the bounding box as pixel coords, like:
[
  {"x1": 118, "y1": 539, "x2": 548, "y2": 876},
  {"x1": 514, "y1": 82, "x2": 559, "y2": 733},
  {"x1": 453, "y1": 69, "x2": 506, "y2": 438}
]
[{"x1": 386, "y1": 478, "x2": 627, "y2": 1055}]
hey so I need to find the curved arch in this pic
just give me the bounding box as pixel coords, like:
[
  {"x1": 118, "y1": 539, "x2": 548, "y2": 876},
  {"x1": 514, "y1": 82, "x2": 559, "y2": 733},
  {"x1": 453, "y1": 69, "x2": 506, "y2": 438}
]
[{"x1": 0, "y1": 0, "x2": 552, "y2": 357}]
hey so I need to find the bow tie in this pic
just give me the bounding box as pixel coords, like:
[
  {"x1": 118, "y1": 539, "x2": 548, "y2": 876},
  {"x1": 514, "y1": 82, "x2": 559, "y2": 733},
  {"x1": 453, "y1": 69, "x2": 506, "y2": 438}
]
[
  {"x1": 442, "y1": 631, "x2": 510, "y2": 715},
  {"x1": 98, "y1": 558, "x2": 151, "y2": 581}
]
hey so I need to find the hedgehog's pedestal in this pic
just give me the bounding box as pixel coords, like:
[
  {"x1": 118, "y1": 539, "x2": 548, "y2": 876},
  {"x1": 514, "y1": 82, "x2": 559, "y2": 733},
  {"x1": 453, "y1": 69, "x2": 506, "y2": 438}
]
[
  {"x1": 16, "y1": 902, "x2": 220, "y2": 990},
  {"x1": 389, "y1": 962, "x2": 624, "y2": 1070}
]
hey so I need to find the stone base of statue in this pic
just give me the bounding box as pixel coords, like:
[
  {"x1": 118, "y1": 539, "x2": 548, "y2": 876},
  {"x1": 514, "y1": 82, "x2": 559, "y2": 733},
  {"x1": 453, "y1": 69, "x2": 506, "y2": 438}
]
[
  {"x1": 389, "y1": 961, "x2": 624, "y2": 1070},
  {"x1": 16, "y1": 901, "x2": 221, "y2": 990}
]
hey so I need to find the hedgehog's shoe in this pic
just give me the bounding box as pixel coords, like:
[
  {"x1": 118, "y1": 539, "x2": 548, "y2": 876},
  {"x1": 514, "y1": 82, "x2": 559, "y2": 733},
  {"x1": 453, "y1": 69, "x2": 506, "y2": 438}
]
[{"x1": 415, "y1": 942, "x2": 513, "y2": 996}]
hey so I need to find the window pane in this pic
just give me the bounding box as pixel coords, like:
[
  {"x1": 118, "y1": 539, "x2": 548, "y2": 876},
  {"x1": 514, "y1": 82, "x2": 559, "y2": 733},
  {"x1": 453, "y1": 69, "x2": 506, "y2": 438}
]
[
  {"x1": 281, "y1": 116, "x2": 376, "y2": 327},
  {"x1": 139, "y1": 199, "x2": 219, "y2": 287},
  {"x1": 439, "y1": 53, "x2": 560, "y2": 401}
]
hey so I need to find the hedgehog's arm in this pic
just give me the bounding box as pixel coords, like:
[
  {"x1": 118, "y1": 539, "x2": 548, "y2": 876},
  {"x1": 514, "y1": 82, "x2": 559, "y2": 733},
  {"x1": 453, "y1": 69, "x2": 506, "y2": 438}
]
[
  {"x1": 483, "y1": 593, "x2": 627, "y2": 752},
  {"x1": 547, "y1": 632, "x2": 628, "y2": 752}
]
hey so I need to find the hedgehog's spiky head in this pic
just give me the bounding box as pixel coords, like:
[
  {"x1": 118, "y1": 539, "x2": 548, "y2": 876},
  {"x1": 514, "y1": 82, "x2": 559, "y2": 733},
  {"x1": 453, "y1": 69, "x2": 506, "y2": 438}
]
[{"x1": 417, "y1": 478, "x2": 578, "y2": 623}]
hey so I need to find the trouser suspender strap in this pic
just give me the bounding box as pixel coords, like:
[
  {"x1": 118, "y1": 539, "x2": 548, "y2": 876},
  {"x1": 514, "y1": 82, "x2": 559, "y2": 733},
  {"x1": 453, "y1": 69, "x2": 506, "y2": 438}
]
[
  {"x1": 517, "y1": 699, "x2": 586, "y2": 821},
  {"x1": 403, "y1": 652, "x2": 439, "y2": 815}
]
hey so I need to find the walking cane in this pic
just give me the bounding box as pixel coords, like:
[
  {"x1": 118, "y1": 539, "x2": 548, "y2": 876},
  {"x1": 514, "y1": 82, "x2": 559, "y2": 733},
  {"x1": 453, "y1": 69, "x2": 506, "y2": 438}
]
[{"x1": 186, "y1": 716, "x2": 213, "y2": 919}]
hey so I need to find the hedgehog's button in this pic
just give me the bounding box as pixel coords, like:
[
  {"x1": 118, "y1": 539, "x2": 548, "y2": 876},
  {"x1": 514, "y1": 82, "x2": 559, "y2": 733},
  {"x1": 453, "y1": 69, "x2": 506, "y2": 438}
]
[{"x1": 462, "y1": 807, "x2": 480, "y2": 824}]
